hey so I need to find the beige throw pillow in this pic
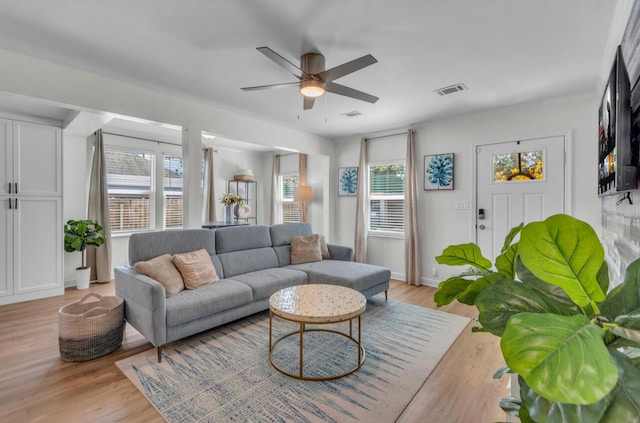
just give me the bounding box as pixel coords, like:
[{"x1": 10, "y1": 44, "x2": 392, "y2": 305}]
[
  {"x1": 172, "y1": 249, "x2": 219, "y2": 289},
  {"x1": 318, "y1": 234, "x2": 330, "y2": 259},
  {"x1": 133, "y1": 254, "x2": 185, "y2": 296},
  {"x1": 291, "y1": 234, "x2": 323, "y2": 264}
]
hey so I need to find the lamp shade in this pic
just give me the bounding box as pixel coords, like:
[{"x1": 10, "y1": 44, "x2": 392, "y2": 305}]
[{"x1": 294, "y1": 186, "x2": 313, "y2": 202}]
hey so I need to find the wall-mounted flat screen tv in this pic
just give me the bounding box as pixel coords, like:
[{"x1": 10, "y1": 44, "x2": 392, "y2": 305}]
[{"x1": 598, "y1": 46, "x2": 636, "y2": 196}]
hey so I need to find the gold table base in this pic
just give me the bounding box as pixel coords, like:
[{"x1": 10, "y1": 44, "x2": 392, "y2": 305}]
[{"x1": 268, "y1": 311, "x2": 365, "y2": 381}]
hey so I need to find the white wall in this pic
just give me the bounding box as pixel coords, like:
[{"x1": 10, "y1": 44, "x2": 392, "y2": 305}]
[
  {"x1": 335, "y1": 96, "x2": 600, "y2": 285},
  {"x1": 61, "y1": 132, "x2": 89, "y2": 284},
  {"x1": 308, "y1": 153, "x2": 331, "y2": 239},
  {"x1": 0, "y1": 47, "x2": 336, "y2": 285},
  {"x1": 0, "y1": 48, "x2": 334, "y2": 157}
]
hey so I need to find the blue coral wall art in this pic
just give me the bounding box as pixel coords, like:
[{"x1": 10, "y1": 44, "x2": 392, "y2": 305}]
[
  {"x1": 338, "y1": 167, "x2": 358, "y2": 196},
  {"x1": 424, "y1": 153, "x2": 454, "y2": 190}
]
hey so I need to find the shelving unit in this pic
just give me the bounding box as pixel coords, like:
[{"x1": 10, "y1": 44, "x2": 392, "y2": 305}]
[{"x1": 227, "y1": 179, "x2": 257, "y2": 224}]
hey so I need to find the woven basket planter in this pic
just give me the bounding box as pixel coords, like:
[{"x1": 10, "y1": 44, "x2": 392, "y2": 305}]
[{"x1": 58, "y1": 292, "x2": 125, "y2": 362}]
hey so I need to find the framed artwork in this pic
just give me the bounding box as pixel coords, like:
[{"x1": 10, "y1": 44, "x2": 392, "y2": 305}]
[
  {"x1": 424, "y1": 153, "x2": 454, "y2": 190},
  {"x1": 338, "y1": 167, "x2": 358, "y2": 196}
]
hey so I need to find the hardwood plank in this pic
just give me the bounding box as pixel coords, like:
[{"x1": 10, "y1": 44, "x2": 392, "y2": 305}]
[{"x1": 0, "y1": 280, "x2": 507, "y2": 422}]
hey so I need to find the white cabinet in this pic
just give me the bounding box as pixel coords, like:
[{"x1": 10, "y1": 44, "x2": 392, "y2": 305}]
[
  {"x1": 1, "y1": 119, "x2": 62, "y2": 196},
  {"x1": 0, "y1": 118, "x2": 63, "y2": 305}
]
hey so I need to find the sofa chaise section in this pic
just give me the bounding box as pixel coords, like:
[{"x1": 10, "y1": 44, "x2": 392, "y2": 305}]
[{"x1": 269, "y1": 223, "x2": 390, "y2": 299}]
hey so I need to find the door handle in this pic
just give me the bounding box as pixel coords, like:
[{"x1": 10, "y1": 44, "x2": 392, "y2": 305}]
[
  {"x1": 8, "y1": 198, "x2": 11, "y2": 210},
  {"x1": 14, "y1": 198, "x2": 18, "y2": 210},
  {"x1": 8, "y1": 182, "x2": 11, "y2": 194},
  {"x1": 478, "y1": 224, "x2": 486, "y2": 230},
  {"x1": 14, "y1": 182, "x2": 17, "y2": 194}
]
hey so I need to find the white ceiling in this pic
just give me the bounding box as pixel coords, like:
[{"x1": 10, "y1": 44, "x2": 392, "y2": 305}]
[{"x1": 0, "y1": 1, "x2": 621, "y2": 139}]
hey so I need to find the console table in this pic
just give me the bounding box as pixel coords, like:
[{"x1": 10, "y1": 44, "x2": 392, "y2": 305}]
[{"x1": 201, "y1": 221, "x2": 250, "y2": 229}]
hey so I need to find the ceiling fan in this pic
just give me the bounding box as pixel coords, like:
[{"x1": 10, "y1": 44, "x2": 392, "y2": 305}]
[{"x1": 241, "y1": 47, "x2": 379, "y2": 110}]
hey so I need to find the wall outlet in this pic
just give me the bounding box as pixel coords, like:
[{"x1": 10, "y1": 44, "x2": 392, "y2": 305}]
[{"x1": 432, "y1": 265, "x2": 438, "y2": 277}]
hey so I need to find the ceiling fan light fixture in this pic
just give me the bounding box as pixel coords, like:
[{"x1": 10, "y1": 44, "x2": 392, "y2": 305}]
[{"x1": 300, "y1": 79, "x2": 325, "y2": 98}]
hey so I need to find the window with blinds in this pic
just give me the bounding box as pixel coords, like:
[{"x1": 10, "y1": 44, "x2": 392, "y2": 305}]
[
  {"x1": 281, "y1": 173, "x2": 300, "y2": 223},
  {"x1": 105, "y1": 142, "x2": 183, "y2": 234},
  {"x1": 369, "y1": 162, "x2": 405, "y2": 234},
  {"x1": 105, "y1": 149, "x2": 154, "y2": 232},
  {"x1": 163, "y1": 154, "x2": 183, "y2": 229}
]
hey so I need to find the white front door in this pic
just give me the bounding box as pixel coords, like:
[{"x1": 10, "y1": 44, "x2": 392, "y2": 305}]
[{"x1": 476, "y1": 135, "x2": 567, "y2": 262}]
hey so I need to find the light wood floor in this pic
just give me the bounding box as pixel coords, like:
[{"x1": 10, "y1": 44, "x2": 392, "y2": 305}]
[{"x1": 0, "y1": 280, "x2": 508, "y2": 422}]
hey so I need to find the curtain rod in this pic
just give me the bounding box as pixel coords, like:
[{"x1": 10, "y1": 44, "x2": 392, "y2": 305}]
[
  {"x1": 275, "y1": 152, "x2": 299, "y2": 157},
  {"x1": 366, "y1": 130, "x2": 409, "y2": 141},
  {"x1": 103, "y1": 131, "x2": 217, "y2": 152},
  {"x1": 102, "y1": 131, "x2": 181, "y2": 147}
]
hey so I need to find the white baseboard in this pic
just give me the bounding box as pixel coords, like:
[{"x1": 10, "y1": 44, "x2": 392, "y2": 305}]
[{"x1": 390, "y1": 272, "x2": 440, "y2": 288}]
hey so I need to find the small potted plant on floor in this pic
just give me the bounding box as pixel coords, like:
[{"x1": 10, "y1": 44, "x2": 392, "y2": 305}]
[
  {"x1": 64, "y1": 219, "x2": 105, "y2": 290},
  {"x1": 434, "y1": 214, "x2": 640, "y2": 422}
]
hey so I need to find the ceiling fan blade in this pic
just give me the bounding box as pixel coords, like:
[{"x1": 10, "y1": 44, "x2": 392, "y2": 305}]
[
  {"x1": 257, "y1": 47, "x2": 308, "y2": 79},
  {"x1": 241, "y1": 82, "x2": 299, "y2": 91},
  {"x1": 318, "y1": 54, "x2": 377, "y2": 82},
  {"x1": 325, "y1": 82, "x2": 379, "y2": 103},
  {"x1": 303, "y1": 96, "x2": 316, "y2": 110}
]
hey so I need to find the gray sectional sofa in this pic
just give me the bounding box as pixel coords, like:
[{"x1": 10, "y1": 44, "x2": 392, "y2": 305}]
[{"x1": 114, "y1": 223, "x2": 390, "y2": 361}]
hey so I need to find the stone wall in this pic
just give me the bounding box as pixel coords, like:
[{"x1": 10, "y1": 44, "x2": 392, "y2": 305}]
[{"x1": 601, "y1": 191, "x2": 640, "y2": 287}]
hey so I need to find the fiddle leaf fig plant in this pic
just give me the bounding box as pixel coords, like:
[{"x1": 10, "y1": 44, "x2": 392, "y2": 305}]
[
  {"x1": 434, "y1": 214, "x2": 640, "y2": 422},
  {"x1": 64, "y1": 219, "x2": 105, "y2": 269}
]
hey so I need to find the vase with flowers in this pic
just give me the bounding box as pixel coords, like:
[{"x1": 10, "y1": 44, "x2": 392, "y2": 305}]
[{"x1": 220, "y1": 193, "x2": 244, "y2": 223}]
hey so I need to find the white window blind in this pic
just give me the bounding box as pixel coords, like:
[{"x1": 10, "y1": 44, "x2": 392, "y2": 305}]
[
  {"x1": 105, "y1": 149, "x2": 154, "y2": 232},
  {"x1": 369, "y1": 162, "x2": 405, "y2": 234},
  {"x1": 104, "y1": 135, "x2": 183, "y2": 234},
  {"x1": 163, "y1": 154, "x2": 183, "y2": 229},
  {"x1": 281, "y1": 173, "x2": 300, "y2": 223}
]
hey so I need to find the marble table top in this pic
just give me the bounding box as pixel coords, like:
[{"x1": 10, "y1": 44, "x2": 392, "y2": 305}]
[{"x1": 269, "y1": 284, "x2": 366, "y2": 323}]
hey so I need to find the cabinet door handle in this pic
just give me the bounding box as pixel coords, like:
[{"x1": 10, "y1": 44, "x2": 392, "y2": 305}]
[
  {"x1": 14, "y1": 182, "x2": 18, "y2": 194},
  {"x1": 8, "y1": 182, "x2": 11, "y2": 194},
  {"x1": 15, "y1": 198, "x2": 18, "y2": 209},
  {"x1": 8, "y1": 198, "x2": 11, "y2": 210}
]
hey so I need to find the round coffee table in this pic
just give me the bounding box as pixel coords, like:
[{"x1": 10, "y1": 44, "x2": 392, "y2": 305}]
[{"x1": 268, "y1": 284, "x2": 366, "y2": 381}]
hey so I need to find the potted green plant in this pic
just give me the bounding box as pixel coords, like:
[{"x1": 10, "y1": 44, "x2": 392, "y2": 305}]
[
  {"x1": 64, "y1": 219, "x2": 105, "y2": 290},
  {"x1": 434, "y1": 214, "x2": 640, "y2": 422}
]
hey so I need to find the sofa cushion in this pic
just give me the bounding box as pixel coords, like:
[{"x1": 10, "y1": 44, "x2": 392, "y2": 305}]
[
  {"x1": 215, "y1": 225, "x2": 272, "y2": 253},
  {"x1": 273, "y1": 245, "x2": 291, "y2": 267},
  {"x1": 286, "y1": 260, "x2": 391, "y2": 292},
  {"x1": 218, "y1": 247, "x2": 280, "y2": 278},
  {"x1": 165, "y1": 279, "x2": 253, "y2": 327},
  {"x1": 173, "y1": 249, "x2": 220, "y2": 289},
  {"x1": 270, "y1": 222, "x2": 313, "y2": 247},
  {"x1": 291, "y1": 234, "x2": 322, "y2": 264},
  {"x1": 133, "y1": 254, "x2": 185, "y2": 296},
  {"x1": 128, "y1": 229, "x2": 215, "y2": 264},
  {"x1": 229, "y1": 268, "x2": 308, "y2": 301}
]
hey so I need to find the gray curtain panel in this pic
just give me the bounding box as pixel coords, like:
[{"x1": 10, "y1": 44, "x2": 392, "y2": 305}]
[
  {"x1": 299, "y1": 153, "x2": 308, "y2": 223},
  {"x1": 354, "y1": 138, "x2": 369, "y2": 263},
  {"x1": 202, "y1": 148, "x2": 216, "y2": 222},
  {"x1": 87, "y1": 129, "x2": 113, "y2": 282},
  {"x1": 404, "y1": 130, "x2": 421, "y2": 285},
  {"x1": 270, "y1": 154, "x2": 280, "y2": 225}
]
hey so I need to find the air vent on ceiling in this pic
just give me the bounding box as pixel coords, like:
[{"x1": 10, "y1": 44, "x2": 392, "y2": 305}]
[
  {"x1": 434, "y1": 83, "x2": 468, "y2": 96},
  {"x1": 340, "y1": 110, "x2": 362, "y2": 118}
]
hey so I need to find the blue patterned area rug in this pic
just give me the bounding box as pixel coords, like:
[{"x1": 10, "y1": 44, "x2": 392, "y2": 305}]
[{"x1": 116, "y1": 298, "x2": 469, "y2": 422}]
